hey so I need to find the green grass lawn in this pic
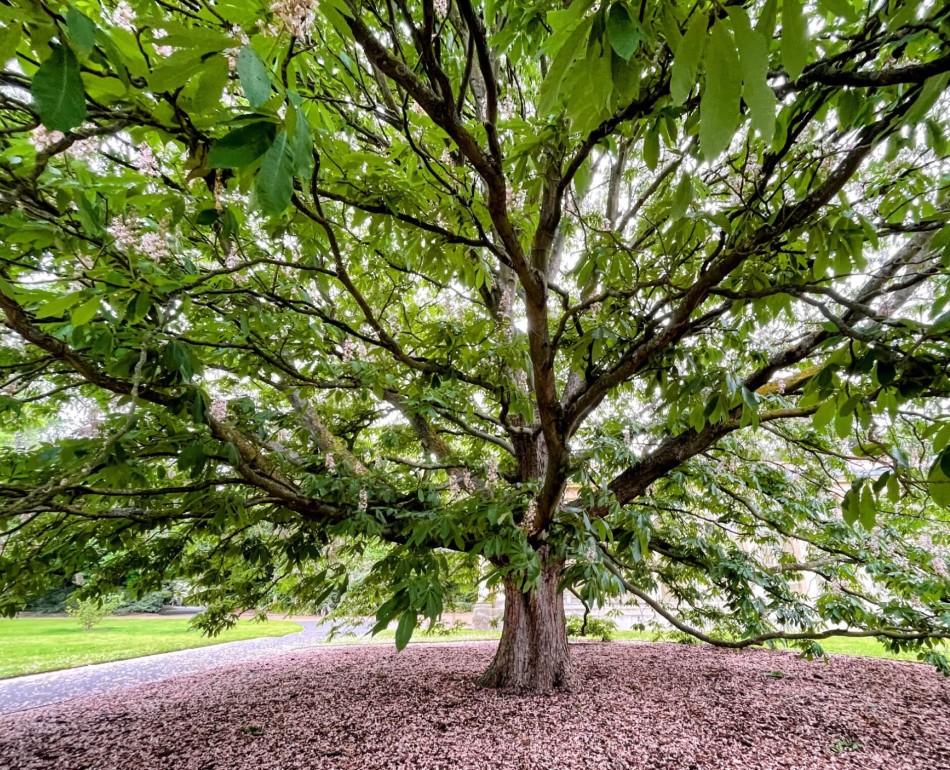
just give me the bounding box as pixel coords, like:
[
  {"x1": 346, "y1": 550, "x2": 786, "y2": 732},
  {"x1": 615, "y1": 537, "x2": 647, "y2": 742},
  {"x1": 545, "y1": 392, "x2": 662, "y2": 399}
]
[
  {"x1": 332, "y1": 627, "x2": 503, "y2": 645},
  {"x1": 333, "y1": 625, "x2": 940, "y2": 664},
  {"x1": 612, "y1": 629, "x2": 940, "y2": 662},
  {"x1": 0, "y1": 617, "x2": 302, "y2": 678},
  {"x1": 4, "y1": 616, "x2": 933, "y2": 681}
]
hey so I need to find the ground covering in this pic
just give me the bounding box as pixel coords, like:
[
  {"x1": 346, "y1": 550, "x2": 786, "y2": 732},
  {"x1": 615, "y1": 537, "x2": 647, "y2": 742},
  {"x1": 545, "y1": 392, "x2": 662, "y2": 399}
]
[
  {"x1": 3, "y1": 643, "x2": 947, "y2": 770},
  {"x1": 0, "y1": 618, "x2": 301, "y2": 678},
  {"x1": 340, "y1": 625, "x2": 942, "y2": 664}
]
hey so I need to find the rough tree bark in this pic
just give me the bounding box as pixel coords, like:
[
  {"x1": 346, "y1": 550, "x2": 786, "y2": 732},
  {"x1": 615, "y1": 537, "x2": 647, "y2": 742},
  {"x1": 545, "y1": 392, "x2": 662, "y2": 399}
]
[{"x1": 477, "y1": 550, "x2": 570, "y2": 691}]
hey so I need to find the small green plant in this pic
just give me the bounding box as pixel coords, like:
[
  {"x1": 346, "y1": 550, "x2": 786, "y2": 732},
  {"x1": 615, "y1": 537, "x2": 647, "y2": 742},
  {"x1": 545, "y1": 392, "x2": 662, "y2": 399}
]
[
  {"x1": 763, "y1": 670, "x2": 785, "y2": 679},
  {"x1": 421, "y1": 619, "x2": 467, "y2": 637},
  {"x1": 830, "y1": 740, "x2": 862, "y2": 754},
  {"x1": 566, "y1": 614, "x2": 618, "y2": 642},
  {"x1": 66, "y1": 594, "x2": 123, "y2": 630}
]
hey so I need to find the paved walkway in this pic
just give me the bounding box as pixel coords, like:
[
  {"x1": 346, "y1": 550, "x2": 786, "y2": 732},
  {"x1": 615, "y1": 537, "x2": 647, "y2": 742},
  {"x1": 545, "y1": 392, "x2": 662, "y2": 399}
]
[{"x1": 0, "y1": 619, "x2": 370, "y2": 715}]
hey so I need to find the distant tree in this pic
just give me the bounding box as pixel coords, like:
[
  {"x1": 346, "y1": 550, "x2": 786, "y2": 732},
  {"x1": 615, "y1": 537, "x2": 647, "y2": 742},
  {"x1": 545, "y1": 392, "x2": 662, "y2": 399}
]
[
  {"x1": 66, "y1": 593, "x2": 123, "y2": 630},
  {"x1": 1, "y1": 0, "x2": 950, "y2": 690}
]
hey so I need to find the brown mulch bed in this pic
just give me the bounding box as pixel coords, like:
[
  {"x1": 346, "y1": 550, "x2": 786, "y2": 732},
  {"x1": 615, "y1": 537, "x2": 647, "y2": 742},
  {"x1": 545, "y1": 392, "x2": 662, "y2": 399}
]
[{"x1": 2, "y1": 642, "x2": 948, "y2": 770}]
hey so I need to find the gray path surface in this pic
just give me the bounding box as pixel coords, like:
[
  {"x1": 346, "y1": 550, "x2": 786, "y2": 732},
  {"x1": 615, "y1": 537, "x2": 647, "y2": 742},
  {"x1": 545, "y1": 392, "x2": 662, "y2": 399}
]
[{"x1": 0, "y1": 619, "x2": 371, "y2": 715}]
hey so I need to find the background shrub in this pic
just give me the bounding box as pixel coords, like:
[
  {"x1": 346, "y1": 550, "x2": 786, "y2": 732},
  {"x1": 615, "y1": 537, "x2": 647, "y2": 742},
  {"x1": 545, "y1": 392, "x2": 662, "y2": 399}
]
[
  {"x1": 566, "y1": 614, "x2": 618, "y2": 642},
  {"x1": 66, "y1": 594, "x2": 124, "y2": 630}
]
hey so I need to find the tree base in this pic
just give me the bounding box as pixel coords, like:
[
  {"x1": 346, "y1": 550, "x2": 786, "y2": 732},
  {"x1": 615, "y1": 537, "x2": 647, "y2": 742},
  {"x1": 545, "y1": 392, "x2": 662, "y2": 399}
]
[{"x1": 477, "y1": 554, "x2": 570, "y2": 691}]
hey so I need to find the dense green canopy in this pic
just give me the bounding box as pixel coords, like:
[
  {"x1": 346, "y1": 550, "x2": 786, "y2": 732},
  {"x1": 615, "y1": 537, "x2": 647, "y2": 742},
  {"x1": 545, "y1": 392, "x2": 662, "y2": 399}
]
[{"x1": 1, "y1": 0, "x2": 950, "y2": 672}]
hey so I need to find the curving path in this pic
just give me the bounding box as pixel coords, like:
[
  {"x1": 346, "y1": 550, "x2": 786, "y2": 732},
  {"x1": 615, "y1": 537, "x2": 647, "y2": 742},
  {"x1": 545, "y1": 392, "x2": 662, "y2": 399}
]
[{"x1": 0, "y1": 619, "x2": 370, "y2": 715}]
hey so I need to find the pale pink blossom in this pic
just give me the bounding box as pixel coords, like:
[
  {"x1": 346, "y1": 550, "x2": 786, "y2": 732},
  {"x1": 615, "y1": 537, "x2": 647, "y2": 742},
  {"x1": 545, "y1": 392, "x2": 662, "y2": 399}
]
[
  {"x1": 209, "y1": 400, "x2": 228, "y2": 422},
  {"x1": 270, "y1": 0, "x2": 316, "y2": 37},
  {"x1": 325, "y1": 453, "x2": 336, "y2": 473},
  {"x1": 30, "y1": 126, "x2": 64, "y2": 152},
  {"x1": 112, "y1": 1, "x2": 135, "y2": 29},
  {"x1": 152, "y1": 29, "x2": 173, "y2": 57},
  {"x1": 505, "y1": 187, "x2": 526, "y2": 209},
  {"x1": 68, "y1": 137, "x2": 98, "y2": 160},
  {"x1": 136, "y1": 142, "x2": 159, "y2": 176},
  {"x1": 107, "y1": 218, "x2": 138, "y2": 251},
  {"x1": 521, "y1": 499, "x2": 537, "y2": 529},
  {"x1": 75, "y1": 420, "x2": 102, "y2": 438},
  {"x1": 139, "y1": 231, "x2": 171, "y2": 261},
  {"x1": 214, "y1": 173, "x2": 226, "y2": 210}
]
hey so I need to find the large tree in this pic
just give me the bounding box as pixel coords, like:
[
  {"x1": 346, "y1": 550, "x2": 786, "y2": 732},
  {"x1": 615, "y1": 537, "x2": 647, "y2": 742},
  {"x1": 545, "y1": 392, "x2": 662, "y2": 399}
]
[{"x1": 2, "y1": 0, "x2": 950, "y2": 690}]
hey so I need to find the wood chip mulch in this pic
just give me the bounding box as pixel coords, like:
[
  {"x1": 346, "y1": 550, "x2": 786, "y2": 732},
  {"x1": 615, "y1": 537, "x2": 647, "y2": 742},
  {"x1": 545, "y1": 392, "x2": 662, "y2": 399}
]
[{"x1": 2, "y1": 641, "x2": 948, "y2": 769}]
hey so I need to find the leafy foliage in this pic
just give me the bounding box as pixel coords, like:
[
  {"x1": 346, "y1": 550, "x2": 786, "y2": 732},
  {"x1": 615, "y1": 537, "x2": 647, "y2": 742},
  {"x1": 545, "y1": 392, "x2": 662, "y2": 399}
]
[
  {"x1": 0, "y1": 0, "x2": 949, "y2": 671},
  {"x1": 566, "y1": 614, "x2": 618, "y2": 642},
  {"x1": 66, "y1": 593, "x2": 123, "y2": 630}
]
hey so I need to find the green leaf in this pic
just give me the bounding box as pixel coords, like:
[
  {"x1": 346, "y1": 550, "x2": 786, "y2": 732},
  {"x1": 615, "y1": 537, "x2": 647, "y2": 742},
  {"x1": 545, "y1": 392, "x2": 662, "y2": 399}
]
[
  {"x1": 670, "y1": 175, "x2": 692, "y2": 220},
  {"x1": 190, "y1": 55, "x2": 230, "y2": 114},
  {"x1": 255, "y1": 131, "x2": 295, "y2": 214},
  {"x1": 177, "y1": 443, "x2": 207, "y2": 477},
  {"x1": 858, "y1": 485, "x2": 876, "y2": 531},
  {"x1": 66, "y1": 7, "x2": 97, "y2": 59},
  {"x1": 729, "y1": 7, "x2": 776, "y2": 143},
  {"x1": 237, "y1": 45, "x2": 272, "y2": 108},
  {"x1": 70, "y1": 296, "x2": 100, "y2": 327},
  {"x1": 36, "y1": 291, "x2": 83, "y2": 319},
  {"x1": 0, "y1": 21, "x2": 21, "y2": 64},
  {"x1": 611, "y1": 50, "x2": 642, "y2": 104},
  {"x1": 781, "y1": 0, "x2": 808, "y2": 79},
  {"x1": 195, "y1": 208, "x2": 219, "y2": 226},
  {"x1": 570, "y1": 46, "x2": 613, "y2": 131},
  {"x1": 928, "y1": 462, "x2": 950, "y2": 509},
  {"x1": 699, "y1": 22, "x2": 741, "y2": 161},
  {"x1": 606, "y1": 4, "x2": 640, "y2": 61},
  {"x1": 670, "y1": 11, "x2": 707, "y2": 106},
  {"x1": 129, "y1": 291, "x2": 152, "y2": 323},
  {"x1": 163, "y1": 340, "x2": 200, "y2": 381},
  {"x1": 290, "y1": 106, "x2": 314, "y2": 181},
  {"x1": 813, "y1": 398, "x2": 836, "y2": 431},
  {"x1": 642, "y1": 124, "x2": 659, "y2": 170},
  {"x1": 842, "y1": 486, "x2": 859, "y2": 527},
  {"x1": 394, "y1": 611, "x2": 416, "y2": 651},
  {"x1": 574, "y1": 158, "x2": 592, "y2": 198},
  {"x1": 904, "y1": 73, "x2": 950, "y2": 126},
  {"x1": 756, "y1": 0, "x2": 779, "y2": 38},
  {"x1": 940, "y1": 449, "x2": 950, "y2": 480},
  {"x1": 834, "y1": 410, "x2": 852, "y2": 439},
  {"x1": 208, "y1": 121, "x2": 277, "y2": 168},
  {"x1": 819, "y1": 0, "x2": 858, "y2": 20},
  {"x1": 32, "y1": 44, "x2": 87, "y2": 131},
  {"x1": 538, "y1": 17, "x2": 593, "y2": 116},
  {"x1": 149, "y1": 51, "x2": 207, "y2": 92}
]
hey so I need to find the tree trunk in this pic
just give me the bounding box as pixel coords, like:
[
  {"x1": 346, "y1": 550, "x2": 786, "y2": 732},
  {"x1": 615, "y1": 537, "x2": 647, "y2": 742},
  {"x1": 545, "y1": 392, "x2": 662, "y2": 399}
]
[{"x1": 477, "y1": 553, "x2": 570, "y2": 691}]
